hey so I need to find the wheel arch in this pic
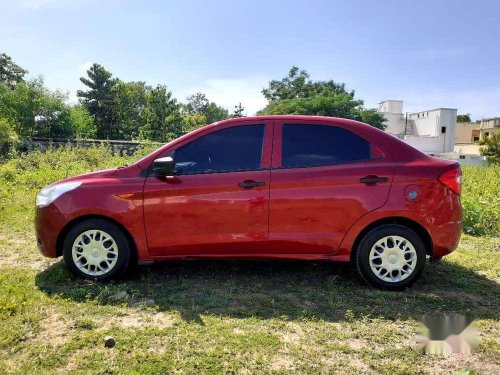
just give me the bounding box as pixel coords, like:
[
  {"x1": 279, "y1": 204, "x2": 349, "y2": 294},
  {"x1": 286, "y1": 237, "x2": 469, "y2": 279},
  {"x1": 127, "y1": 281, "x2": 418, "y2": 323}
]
[
  {"x1": 349, "y1": 216, "x2": 433, "y2": 263},
  {"x1": 56, "y1": 214, "x2": 138, "y2": 259}
]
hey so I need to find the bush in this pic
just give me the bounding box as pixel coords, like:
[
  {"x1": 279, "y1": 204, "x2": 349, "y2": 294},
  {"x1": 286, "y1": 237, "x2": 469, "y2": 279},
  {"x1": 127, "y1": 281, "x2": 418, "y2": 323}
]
[
  {"x1": 461, "y1": 165, "x2": 500, "y2": 236},
  {"x1": 0, "y1": 117, "x2": 18, "y2": 157},
  {"x1": 479, "y1": 133, "x2": 500, "y2": 165}
]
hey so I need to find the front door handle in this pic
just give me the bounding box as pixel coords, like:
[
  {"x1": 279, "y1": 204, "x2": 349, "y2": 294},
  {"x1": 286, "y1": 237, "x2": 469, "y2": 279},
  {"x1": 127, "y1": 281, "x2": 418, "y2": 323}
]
[
  {"x1": 238, "y1": 180, "x2": 266, "y2": 189},
  {"x1": 360, "y1": 176, "x2": 388, "y2": 184}
]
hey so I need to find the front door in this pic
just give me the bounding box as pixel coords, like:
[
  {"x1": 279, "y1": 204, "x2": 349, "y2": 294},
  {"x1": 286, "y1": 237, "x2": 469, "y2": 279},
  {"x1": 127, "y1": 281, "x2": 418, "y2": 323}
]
[
  {"x1": 143, "y1": 120, "x2": 273, "y2": 257},
  {"x1": 269, "y1": 120, "x2": 394, "y2": 255}
]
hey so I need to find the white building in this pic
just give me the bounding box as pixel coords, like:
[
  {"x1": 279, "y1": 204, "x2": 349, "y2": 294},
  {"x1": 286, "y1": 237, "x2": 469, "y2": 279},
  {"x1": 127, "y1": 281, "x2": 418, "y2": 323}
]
[{"x1": 378, "y1": 100, "x2": 457, "y2": 153}]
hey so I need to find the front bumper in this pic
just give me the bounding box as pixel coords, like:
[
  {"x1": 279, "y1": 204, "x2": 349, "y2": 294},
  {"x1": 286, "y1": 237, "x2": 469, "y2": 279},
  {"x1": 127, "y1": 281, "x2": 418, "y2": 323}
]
[{"x1": 35, "y1": 203, "x2": 67, "y2": 258}]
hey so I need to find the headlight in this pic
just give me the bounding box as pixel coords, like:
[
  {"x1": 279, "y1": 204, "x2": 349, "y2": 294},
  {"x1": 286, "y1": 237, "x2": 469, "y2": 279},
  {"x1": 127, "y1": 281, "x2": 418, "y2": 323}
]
[{"x1": 36, "y1": 181, "x2": 82, "y2": 207}]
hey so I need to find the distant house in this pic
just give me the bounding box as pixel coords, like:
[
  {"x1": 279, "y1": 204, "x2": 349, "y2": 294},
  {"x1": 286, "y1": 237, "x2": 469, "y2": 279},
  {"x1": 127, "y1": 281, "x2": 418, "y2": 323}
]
[
  {"x1": 455, "y1": 122, "x2": 480, "y2": 143},
  {"x1": 479, "y1": 117, "x2": 500, "y2": 138},
  {"x1": 378, "y1": 100, "x2": 457, "y2": 153}
]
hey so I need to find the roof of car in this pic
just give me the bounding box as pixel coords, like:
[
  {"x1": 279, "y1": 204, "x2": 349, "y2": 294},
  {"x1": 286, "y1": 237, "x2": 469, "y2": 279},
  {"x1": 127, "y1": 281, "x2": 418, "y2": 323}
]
[{"x1": 214, "y1": 115, "x2": 366, "y2": 126}]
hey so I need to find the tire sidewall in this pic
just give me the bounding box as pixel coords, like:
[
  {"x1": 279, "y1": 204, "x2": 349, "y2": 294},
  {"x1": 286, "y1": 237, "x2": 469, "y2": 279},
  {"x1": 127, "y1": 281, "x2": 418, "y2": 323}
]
[
  {"x1": 356, "y1": 224, "x2": 426, "y2": 290},
  {"x1": 63, "y1": 219, "x2": 131, "y2": 281}
]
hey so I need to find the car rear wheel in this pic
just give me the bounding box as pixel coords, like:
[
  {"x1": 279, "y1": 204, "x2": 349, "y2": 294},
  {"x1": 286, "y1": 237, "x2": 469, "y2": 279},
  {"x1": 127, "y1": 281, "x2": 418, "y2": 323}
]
[
  {"x1": 63, "y1": 219, "x2": 133, "y2": 281},
  {"x1": 355, "y1": 224, "x2": 426, "y2": 290}
]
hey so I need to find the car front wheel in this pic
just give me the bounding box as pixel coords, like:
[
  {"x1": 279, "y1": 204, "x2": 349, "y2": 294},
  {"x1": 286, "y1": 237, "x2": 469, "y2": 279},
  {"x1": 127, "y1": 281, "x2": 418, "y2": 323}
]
[
  {"x1": 355, "y1": 224, "x2": 426, "y2": 290},
  {"x1": 63, "y1": 219, "x2": 133, "y2": 281}
]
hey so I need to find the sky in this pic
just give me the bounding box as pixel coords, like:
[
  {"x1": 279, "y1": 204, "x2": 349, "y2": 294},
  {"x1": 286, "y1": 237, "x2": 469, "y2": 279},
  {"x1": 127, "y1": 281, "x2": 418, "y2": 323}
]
[{"x1": 1, "y1": 0, "x2": 499, "y2": 119}]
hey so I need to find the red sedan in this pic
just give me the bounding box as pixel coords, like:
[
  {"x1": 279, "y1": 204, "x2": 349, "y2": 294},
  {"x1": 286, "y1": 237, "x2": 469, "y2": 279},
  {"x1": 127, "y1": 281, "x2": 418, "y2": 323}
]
[{"x1": 35, "y1": 116, "x2": 462, "y2": 289}]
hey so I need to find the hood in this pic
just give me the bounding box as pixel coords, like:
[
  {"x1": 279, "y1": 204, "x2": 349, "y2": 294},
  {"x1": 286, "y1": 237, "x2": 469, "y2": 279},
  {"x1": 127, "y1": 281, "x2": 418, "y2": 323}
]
[{"x1": 50, "y1": 168, "x2": 118, "y2": 186}]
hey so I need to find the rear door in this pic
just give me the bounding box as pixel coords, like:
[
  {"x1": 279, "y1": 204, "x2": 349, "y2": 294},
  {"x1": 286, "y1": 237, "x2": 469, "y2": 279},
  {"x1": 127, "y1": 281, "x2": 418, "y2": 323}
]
[{"x1": 269, "y1": 119, "x2": 394, "y2": 255}]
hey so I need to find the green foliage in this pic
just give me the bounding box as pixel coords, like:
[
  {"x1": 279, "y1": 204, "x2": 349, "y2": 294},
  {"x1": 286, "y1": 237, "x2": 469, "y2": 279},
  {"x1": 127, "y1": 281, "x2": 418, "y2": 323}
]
[
  {"x1": 259, "y1": 66, "x2": 386, "y2": 130},
  {"x1": 0, "y1": 117, "x2": 18, "y2": 157},
  {"x1": 112, "y1": 80, "x2": 148, "y2": 140},
  {"x1": 479, "y1": 133, "x2": 500, "y2": 165},
  {"x1": 0, "y1": 145, "x2": 154, "y2": 193},
  {"x1": 140, "y1": 85, "x2": 180, "y2": 142},
  {"x1": 184, "y1": 92, "x2": 229, "y2": 124},
  {"x1": 457, "y1": 113, "x2": 472, "y2": 123},
  {"x1": 0, "y1": 53, "x2": 28, "y2": 89},
  {"x1": 181, "y1": 113, "x2": 208, "y2": 133},
  {"x1": 0, "y1": 77, "x2": 74, "y2": 138},
  {"x1": 68, "y1": 105, "x2": 96, "y2": 138},
  {"x1": 262, "y1": 66, "x2": 354, "y2": 103},
  {"x1": 260, "y1": 93, "x2": 387, "y2": 130},
  {"x1": 461, "y1": 165, "x2": 500, "y2": 236},
  {"x1": 77, "y1": 63, "x2": 118, "y2": 139}
]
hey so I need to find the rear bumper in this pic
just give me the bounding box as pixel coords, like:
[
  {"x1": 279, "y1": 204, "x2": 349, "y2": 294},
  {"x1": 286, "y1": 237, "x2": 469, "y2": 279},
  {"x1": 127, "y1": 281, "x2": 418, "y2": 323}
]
[{"x1": 428, "y1": 205, "x2": 462, "y2": 258}]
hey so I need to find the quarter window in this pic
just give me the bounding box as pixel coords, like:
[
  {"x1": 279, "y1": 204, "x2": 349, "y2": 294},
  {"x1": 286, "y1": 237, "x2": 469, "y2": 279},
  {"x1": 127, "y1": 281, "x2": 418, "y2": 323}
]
[
  {"x1": 282, "y1": 124, "x2": 370, "y2": 168},
  {"x1": 174, "y1": 125, "x2": 265, "y2": 174}
]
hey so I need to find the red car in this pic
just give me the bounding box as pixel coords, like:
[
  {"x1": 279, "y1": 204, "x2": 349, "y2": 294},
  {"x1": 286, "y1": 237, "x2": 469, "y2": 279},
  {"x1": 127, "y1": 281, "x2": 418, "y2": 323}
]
[{"x1": 35, "y1": 116, "x2": 462, "y2": 289}]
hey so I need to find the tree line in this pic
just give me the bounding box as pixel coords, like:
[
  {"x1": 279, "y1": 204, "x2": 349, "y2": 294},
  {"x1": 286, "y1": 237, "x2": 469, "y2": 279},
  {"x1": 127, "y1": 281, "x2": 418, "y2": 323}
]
[{"x1": 1, "y1": 53, "x2": 388, "y2": 155}]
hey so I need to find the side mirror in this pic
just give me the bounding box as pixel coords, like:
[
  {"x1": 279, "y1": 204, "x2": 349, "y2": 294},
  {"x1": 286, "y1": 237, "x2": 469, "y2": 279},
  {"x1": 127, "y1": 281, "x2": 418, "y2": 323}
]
[{"x1": 151, "y1": 157, "x2": 175, "y2": 177}]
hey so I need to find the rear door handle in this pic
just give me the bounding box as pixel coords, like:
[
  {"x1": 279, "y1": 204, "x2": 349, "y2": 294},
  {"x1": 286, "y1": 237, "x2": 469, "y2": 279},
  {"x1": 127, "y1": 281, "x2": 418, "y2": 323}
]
[
  {"x1": 360, "y1": 176, "x2": 389, "y2": 184},
  {"x1": 238, "y1": 180, "x2": 266, "y2": 189}
]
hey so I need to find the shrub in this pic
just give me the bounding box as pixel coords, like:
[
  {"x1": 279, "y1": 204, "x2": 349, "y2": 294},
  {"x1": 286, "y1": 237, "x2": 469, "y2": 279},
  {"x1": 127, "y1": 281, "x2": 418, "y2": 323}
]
[
  {"x1": 0, "y1": 117, "x2": 18, "y2": 157},
  {"x1": 479, "y1": 133, "x2": 500, "y2": 165},
  {"x1": 461, "y1": 165, "x2": 500, "y2": 236}
]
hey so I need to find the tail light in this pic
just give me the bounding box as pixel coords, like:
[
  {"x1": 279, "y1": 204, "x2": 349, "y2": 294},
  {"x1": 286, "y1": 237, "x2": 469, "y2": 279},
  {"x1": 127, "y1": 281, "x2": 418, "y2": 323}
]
[{"x1": 438, "y1": 166, "x2": 462, "y2": 195}]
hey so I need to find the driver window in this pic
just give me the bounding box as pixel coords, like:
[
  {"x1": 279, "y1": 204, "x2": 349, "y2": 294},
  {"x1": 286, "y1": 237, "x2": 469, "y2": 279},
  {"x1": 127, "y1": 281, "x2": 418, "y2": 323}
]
[{"x1": 173, "y1": 125, "x2": 265, "y2": 174}]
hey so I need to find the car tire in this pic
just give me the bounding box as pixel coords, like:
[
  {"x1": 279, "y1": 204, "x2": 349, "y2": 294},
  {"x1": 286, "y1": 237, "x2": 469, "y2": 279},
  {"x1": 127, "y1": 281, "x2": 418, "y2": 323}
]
[
  {"x1": 355, "y1": 224, "x2": 426, "y2": 290},
  {"x1": 63, "y1": 219, "x2": 133, "y2": 281}
]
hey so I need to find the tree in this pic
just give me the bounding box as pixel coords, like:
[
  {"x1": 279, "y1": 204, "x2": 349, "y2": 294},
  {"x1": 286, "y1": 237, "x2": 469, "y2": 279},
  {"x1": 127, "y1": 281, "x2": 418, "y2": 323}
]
[
  {"x1": 479, "y1": 133, "x2": 500, "y2": 164},
  {"x1": 259, "y1": 66, "x2": 386, "y2": 130},
  {"x1": 262, "y1": 66, "x2": 354, "y2": 103},
  {"x1": 0, "y1": 53, "x2": 28, "y2": 89},
  {"x1": 184, "y1": 92, "x2": 229, "y2": 124},
  {"x1": 0, "y1": 117, "x2": 18, "y2": 156},
  {"x1": 0, "y1": 77, "x2": 74, "y2": 138},
  {"x1": 77, "y1": 63, "x2": 118, "y2": 139},
  {"x1": 112, "y1": 81, "x2": 149, "y2": 140},
  {"x1": 457, "y1": 113, "x2": 471, "y2": 123},
  {"x1": 181, "y1": 113, "x2": 207, "y2": 133},
  {"x1": 141, "y1": 85, "x2": 180, "y2": 142},
  {"x1": 69, "y1": 105, "x2": 96, "y2": 138}
]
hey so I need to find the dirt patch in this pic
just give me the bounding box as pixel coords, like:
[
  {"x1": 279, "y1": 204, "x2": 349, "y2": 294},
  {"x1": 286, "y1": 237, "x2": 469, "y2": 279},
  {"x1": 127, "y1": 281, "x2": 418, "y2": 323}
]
[
  {"x1": 96, "y1": 311, "x2": 177, "y2": 331},
  {"x1": 427, "y1": 353, "x2": 500, "y2": 374},
  {"x1": 33, "y1": 313, "x2": 71, "y2": 346},
  {"x1": 270, "y1": 354, "x2": 295, "y2": 371},
  {"x1": 0, "y1": 231, "x2": 55, "y2": 270},
  {"x1": 280, "y1": 322, "x2": 305, "y2": 343}
]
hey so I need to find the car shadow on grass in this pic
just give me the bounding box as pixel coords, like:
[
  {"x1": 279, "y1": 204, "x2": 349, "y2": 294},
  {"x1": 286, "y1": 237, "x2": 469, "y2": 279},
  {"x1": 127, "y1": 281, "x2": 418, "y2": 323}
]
[{"x1": 35, "y1": 258, "x2": 500, "y2": 323}]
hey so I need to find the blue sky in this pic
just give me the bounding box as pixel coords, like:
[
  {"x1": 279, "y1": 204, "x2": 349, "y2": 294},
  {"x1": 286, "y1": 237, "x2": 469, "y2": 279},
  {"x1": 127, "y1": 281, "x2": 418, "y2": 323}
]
[{"x1": 1, "y1": 0, "x2": 499, "y2": 119}]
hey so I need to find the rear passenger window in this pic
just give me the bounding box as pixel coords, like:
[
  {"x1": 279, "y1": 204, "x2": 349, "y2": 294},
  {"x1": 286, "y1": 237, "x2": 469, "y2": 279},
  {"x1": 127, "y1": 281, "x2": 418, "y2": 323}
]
[{"x1": 282, "y1": 124, "x2": 370, "y2": 168}]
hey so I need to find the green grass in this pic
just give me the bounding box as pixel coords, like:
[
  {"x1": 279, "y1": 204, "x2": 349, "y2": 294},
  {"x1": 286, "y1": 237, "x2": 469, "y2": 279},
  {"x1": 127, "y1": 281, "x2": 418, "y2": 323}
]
[
  {"x1": 0, "y1": 147, "x2": 499, "y2": 374},
  {"x1": 461, "y1": 165, "x2": 500, "y2": 236}
]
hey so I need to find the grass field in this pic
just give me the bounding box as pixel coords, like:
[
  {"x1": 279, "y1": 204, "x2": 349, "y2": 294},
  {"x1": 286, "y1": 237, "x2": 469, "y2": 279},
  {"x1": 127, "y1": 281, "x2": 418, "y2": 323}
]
[{"x1": 0, "y1": 147, "x2": 499, "y2": 374}]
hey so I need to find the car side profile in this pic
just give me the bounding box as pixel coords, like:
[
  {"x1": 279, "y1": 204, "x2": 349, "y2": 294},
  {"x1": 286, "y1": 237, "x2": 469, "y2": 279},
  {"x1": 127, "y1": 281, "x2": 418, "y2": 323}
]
[{"x1": 35, "y1": 116, "x2": 462, "y2": 289}]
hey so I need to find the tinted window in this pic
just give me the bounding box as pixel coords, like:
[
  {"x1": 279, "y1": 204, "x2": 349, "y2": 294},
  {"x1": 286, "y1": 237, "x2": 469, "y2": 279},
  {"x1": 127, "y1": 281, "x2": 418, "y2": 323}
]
[
  {"x1": 282, "y1": 124, "x2": 370, "y2": 168},
  {"x1": 174, "y1": 125, "x2": 265, "y2": 174}
]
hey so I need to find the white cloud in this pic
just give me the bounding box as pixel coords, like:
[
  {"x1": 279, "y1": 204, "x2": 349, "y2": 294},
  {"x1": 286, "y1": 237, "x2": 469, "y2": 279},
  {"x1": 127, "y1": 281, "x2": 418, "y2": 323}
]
[{"x1": 179, "y1": 77, "x2": 269, "y2": 116}]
